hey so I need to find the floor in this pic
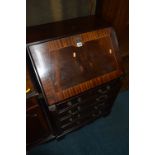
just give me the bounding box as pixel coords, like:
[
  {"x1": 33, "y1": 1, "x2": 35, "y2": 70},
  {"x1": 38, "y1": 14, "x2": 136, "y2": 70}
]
[{"x1": 27, "y1": 90, "x2": 129, "y2": 155}]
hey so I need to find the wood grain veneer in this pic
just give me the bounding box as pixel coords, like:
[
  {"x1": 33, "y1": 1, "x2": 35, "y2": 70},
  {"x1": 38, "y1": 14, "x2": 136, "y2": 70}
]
[
  {"x1": 26, "y1": 16, "x2": 110, "y2": 44},
  {"x1": 27, "y1": 28, "x2": 123, "y2": 105}
]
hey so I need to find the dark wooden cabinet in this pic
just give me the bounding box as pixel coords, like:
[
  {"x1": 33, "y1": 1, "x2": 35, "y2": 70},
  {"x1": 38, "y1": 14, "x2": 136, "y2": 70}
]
[
  {"x1": 28, "y1": 27, "x2": 123, "y2": 105},
  {"x1": 26, "y1": 63, "x2": 53, "y2": 149},
  {"x1": 26, "y1": 97, "x2": 50, "y2": 146},
  {"x1": 49, "y1": 78, "x2": 122, "y2": 136},
  {"x1": 26, "y1": 16, "x2": 124, "y2": 148}
]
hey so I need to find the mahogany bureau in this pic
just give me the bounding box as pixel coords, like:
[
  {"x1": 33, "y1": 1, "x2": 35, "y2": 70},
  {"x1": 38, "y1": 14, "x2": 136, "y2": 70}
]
[{"x1": 26, "y1": 16, "x2": 124, "y2": 149}]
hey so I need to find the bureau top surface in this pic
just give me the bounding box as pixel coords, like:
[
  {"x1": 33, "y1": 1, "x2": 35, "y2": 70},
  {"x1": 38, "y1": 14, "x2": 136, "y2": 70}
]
[
  {"x1": 27, "y1": 27, "x2": 123, "y2": 105},
  {"x1": 26, "y1": 16, "x2": 110, "y2": 44}
]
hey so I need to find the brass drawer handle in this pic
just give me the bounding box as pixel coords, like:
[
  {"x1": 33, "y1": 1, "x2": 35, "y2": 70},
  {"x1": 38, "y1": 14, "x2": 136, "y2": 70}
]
[
  {"x1": 77, "y1": 97, "x2": 82, "y2": 103},
  {"x1": 67, "y1": 101, "x2": 72, "y2": 106},
  {"x1": 77, "y1": 114, "x2": 81, "y2": 118},
  {"x1": 68, "y1": 110, "x2": 72, "y2": 114},
  {"x1": 68, "y1": 110, "x2": 78, "y2": 115},
  {"x1": 77, "y1": 106, "x2": 81, "y2": 111},
  {"x1": 94, "y1": 106, "x2": 98, "y2": 110},
  {"x1": 106, "y1": 85, "x2": 111, "y2": 90},
  {"x1": 96, "y1": 95, "x2": 108, "y2": 102},
  {"x1": 98, "y1": 89, "x2": 107, "y2": 94},
  {"x1": 69, "y1": 118, "x2": 73, "y2": 122}
]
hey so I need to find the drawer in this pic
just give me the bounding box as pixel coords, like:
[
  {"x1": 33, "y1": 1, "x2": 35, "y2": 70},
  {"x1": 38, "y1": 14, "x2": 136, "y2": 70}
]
[
  {"x1": 59, "y1": 107, "x2": 93, "y2": 125},
  {"x1": 57, "y1": 101, "x2": 111, "y2": 131},
  {"x1": 59, "y1": 106, "x2": 106, "y2": 132},
  {"x1": 49, "y1": 78, "x2": 122, "y2": 135},
  {"x1": 60, "y1": 114, "x2": 92, "y2": 131},
  {"x1": 56, "y1": 78, "x2": 119, "y2": 111},
  {"x1": 56, "y1": 88, "x2": 108, "y2": 115}
]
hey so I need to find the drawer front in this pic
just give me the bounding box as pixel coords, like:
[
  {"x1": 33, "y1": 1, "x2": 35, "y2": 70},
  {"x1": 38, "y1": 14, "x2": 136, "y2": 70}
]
[
  {"x1": 26, "y1": 106, "x2": 50, "y2": 146},
  {"x1": 55, "y1": 79, "x2": 116, "y2": 112},
  {"x1": 49, "y1": 78, "x2": 121, "y2": 135}
]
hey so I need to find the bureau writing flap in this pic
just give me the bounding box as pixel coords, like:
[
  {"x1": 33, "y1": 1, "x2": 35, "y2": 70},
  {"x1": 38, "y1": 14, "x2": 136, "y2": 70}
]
[{"x1": 28, "y1": 28, "x2": 123, "y2": 105}]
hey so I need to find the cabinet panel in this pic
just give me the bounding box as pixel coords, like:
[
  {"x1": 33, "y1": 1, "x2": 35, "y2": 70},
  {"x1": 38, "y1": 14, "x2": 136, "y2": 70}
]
[
  {"x1": 28, "y1": 28, "x2": 123, "y2": 105},
  {"x1": 26, "y1": 64, "x2": 36, "y2": 92},
  {"x1": 26, "y1": 98, "x2": 50, "y2": 147}
]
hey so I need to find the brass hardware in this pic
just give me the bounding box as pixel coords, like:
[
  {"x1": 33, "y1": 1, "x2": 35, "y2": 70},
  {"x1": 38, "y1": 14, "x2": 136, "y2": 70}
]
[{"x1": 26, "y1": 88, "x2": 31, "y2": 93}]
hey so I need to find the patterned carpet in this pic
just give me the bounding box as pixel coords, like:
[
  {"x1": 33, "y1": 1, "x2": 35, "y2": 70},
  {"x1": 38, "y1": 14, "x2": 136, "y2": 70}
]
[{"x1": 28, "y1": 90, "x2": 129, "y2": 155}]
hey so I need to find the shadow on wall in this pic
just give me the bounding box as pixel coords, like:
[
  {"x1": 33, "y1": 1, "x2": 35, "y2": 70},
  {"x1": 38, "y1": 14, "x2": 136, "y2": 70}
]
[{"x1": 26, "y1": 0, "x2": 96, "y2": 27}]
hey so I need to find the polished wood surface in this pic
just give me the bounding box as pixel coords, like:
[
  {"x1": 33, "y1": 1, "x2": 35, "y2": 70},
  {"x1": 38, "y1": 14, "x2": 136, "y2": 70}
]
[
  {"x1": 26, "y1": 64, "x2": 36, "y2": 91},
  {"x1": 26, "y1": 5, "x2": 125, "y2": 148},
  {"x1": 26, "y1": 104, "x2": 50, "y2": 148},
  {"x1": 26, "y1": 96, "x2": 39, "y2": 110},
  {"x1": 28, "y1": 28, "x2": 123, "y2": 105},
  {"x1": 96, "y1": 0, "x2": 129, "y2": 39},
  {"x1": 26, "y1": 16, "x2": 110, "y2": 44},
  {"x1": 50, "y1": 78, "x2": 122, "y2": 136},
  {"x1": 26, "y1": 63, "x2": 53, "y2": 148},
  {"x1": 96, "y1": 0, "x2": 129, "y2": 90},
  {"x1": 96, "y1": 0, "x2": 129, "y2": 58}
]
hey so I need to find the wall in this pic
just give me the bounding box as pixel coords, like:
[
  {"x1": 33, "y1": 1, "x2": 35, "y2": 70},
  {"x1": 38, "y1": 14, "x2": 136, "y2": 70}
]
[
  {"x1": 27, "y1": 0, "x2": 96, "y2": 26},
  {"x1": 96, "y1": 0, "x2": 129, "y2": 39},
  {"x1": 96, "y1": 0, "x2": 129, "y2": 90}
]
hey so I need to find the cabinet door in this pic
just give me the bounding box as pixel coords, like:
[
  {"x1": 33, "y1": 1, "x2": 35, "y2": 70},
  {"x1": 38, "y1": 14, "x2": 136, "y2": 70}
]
[{"x1": 26, "y1": 99, "x2": 50, "y2": 147}]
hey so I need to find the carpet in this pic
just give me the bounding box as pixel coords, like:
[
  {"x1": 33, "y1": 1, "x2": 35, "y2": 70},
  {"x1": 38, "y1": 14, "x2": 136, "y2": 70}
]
[{"x1": 27, "y1": 90, "x2": 129, "y2": 155}]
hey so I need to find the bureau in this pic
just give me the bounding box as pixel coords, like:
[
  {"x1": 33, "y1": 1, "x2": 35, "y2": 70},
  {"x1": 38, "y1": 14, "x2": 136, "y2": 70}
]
[{"x1": 26, "y1": 16, "x2": 124, "y2": 149}]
